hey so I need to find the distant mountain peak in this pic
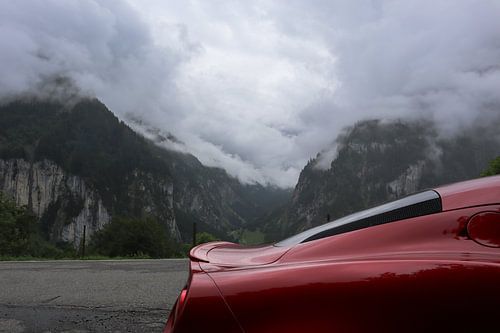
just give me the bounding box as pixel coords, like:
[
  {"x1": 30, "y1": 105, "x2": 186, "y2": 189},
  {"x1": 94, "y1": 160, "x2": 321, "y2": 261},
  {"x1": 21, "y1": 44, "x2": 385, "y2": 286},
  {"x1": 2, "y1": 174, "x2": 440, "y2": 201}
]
[{"x1": 268, "y1": 117, "x2": 500, "y2": 241}]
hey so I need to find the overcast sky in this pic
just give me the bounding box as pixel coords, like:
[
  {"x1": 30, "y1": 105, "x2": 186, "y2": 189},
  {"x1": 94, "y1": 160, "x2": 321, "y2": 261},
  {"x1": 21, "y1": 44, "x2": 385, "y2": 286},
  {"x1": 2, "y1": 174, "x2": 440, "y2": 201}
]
[{"x1": 1, "y1": 1, "x2": 499, "y2": 187}]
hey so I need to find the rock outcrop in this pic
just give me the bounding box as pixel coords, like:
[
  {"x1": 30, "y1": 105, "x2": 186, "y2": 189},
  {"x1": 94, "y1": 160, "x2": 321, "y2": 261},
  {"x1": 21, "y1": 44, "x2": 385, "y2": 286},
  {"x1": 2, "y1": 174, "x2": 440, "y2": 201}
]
[
  {"x1": 0, "y1": 159, "x2": 110, "y2": 245},
  {"x1": 0, "y1": 158, "x2": 180, "y2": 246}
]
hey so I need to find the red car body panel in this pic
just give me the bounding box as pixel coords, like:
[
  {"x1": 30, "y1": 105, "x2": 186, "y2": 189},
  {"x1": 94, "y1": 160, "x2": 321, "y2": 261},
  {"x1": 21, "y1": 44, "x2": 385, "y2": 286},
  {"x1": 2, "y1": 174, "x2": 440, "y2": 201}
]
[
  {"x1": 435, "y1": 175, "x2": 500, "y2": 210},
  {"x1": 165, "y1": 176, "x2": 500, "y2": 332},
  {"x1": 164, "y1": 261, "x2": 242, "y2": 332}
]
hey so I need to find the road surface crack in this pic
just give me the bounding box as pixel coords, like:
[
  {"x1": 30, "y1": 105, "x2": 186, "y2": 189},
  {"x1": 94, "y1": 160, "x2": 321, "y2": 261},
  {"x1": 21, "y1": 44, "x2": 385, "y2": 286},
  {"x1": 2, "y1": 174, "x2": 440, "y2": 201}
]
[{"x1": 41, "y1": 295, "x2": 61, "y2": 303}]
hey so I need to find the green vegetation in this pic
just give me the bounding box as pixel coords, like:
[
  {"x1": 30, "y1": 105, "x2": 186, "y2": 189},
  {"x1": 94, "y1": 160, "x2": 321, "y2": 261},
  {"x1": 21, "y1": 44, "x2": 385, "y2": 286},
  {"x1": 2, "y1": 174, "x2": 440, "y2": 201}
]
[
  {"x1": 0, "y1": 255, "x2": 153, "y2": 261},
  {"x1": 196, "y1": 231, "x2": 219, "y2": 244},
  {"x1": 481, "y1": 156, "x2": 500, "y2": 176},
  {"x1": 239, "y1": 229, "x2": 265, "y2": 245},
  {"x1": 0, "y1": 193, "x2": 35, "y2": 256},
  {"x1": 0, "y1": 193, "x2": 179, "y2": 260},
  {"x1": 0, "y1": 193, "x2": 73, "y2": 258},
  {"x1": 90, "y1": 217, "x2": 175, "y2": 258}
]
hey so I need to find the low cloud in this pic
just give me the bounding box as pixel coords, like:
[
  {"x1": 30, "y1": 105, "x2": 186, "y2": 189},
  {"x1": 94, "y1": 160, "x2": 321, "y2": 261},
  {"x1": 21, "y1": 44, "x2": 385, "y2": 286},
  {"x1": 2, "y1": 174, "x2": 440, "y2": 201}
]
[{"x1": 1, "y1": 1, "x2": 499, "y2": 187}]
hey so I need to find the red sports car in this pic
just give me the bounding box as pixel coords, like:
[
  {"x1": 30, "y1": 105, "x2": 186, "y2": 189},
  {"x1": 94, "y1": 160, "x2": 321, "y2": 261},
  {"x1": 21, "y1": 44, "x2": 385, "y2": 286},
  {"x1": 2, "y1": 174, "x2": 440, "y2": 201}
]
[{"x1": 165, "y1": 176, "x2": 500, "y2": 332}]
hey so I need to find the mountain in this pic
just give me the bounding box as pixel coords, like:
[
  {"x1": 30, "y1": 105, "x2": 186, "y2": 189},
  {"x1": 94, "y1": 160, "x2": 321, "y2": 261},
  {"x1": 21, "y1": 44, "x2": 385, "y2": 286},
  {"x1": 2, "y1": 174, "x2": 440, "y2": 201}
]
[
  {"x1": 0, "y1": 97, "x2": 290, "y2": 247},
  {"x1": 152, "y1": 147, "x2": 291, "y2": 242},
  {"x1": 270, "y1": 118, "x2": 500, "y2": 241}
]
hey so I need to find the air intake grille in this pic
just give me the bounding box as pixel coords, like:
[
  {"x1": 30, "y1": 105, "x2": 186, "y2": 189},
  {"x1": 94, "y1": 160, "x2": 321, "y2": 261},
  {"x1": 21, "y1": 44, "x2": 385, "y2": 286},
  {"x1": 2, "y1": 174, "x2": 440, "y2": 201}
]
[{"x1": 303, "y1": 196, "x2": 442, "y2": 243}]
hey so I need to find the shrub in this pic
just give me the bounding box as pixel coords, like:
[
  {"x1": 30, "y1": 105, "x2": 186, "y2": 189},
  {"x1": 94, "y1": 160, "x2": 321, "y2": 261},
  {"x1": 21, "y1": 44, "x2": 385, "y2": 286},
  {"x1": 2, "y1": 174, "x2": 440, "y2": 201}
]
[
  {"x1": 0, "y1": 194, "x2": 38, "y2": 256},
  {"x1": 481, "y1": 156, "x2": 500, "y2": 176},
  {"x1": 90, "y1": 217, "x2": 174, "y2": 258},
  {"x1": 196, "y1": 232, "x2": 219, "y2": 245}
]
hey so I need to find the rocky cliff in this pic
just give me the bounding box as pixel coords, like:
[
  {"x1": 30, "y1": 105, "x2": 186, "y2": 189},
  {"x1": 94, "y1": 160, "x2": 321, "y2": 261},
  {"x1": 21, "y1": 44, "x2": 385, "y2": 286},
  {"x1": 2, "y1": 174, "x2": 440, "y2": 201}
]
[
  {"x1": 0, "y1": 159, "x2": 110, "y2": 245},
  {"x1": 269, "y1": 119, "x2": 500, "y2": 240},
  {"x1": 0, "y1": 158, "x2": 179, "y2": 246},
  {"x1": 157, "y1": 149, "x2": 291, "y2": 241}
]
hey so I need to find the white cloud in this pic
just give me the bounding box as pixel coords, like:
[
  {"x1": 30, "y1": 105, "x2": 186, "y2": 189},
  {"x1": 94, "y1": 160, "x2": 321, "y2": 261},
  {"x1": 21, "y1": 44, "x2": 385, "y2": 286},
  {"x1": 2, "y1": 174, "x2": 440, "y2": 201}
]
[{"x1": 1, "y1": 0, "x2": 499, "y2": 187}]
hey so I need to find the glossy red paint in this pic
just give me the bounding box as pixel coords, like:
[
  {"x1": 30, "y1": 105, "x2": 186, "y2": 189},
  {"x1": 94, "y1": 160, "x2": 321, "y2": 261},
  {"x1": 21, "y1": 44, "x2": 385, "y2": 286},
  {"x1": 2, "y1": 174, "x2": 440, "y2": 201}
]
[
  {"x1": 178, "y1": 289, "x2": 187, "y2": 308},
  {"x1": 165, "y1": 176, "x2": 500, "y2": 332},
  {"x1": 190, "y1": 241, "x2": 290, "y2": 266},
  {"x1": 164, "y1": 261, "x2": 242, "y2": 333},
  {"x1": 435, "y1": 174, "x2": 500, "y2": 210}
]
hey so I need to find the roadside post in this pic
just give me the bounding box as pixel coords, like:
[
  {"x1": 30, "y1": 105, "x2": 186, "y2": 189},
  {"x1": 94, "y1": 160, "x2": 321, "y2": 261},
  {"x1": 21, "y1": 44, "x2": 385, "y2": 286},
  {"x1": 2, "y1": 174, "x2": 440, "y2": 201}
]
[
  {"x1": 81, "y1": 225, "x2": 86, "y2": 258},
  {"x1": 192, "y1": 222, "x2": 197, "y2": 248}
]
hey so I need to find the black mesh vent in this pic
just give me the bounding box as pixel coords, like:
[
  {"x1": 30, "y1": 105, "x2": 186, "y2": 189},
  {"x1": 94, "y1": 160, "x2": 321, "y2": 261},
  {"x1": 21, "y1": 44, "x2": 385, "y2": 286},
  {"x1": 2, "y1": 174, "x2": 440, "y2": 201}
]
[{"x1": 302, "y1": 196, "x2": 442, "y2": 243}]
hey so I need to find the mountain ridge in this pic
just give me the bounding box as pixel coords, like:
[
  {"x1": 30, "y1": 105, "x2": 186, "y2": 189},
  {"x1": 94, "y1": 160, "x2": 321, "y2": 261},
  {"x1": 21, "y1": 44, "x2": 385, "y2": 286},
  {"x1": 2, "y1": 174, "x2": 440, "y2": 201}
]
[
  {"x1": 0, "y1": 97, "x2": 290, "y2": 247},
  {"x1": 268, "y1": 118, "x2": 500, "y2": 241}
]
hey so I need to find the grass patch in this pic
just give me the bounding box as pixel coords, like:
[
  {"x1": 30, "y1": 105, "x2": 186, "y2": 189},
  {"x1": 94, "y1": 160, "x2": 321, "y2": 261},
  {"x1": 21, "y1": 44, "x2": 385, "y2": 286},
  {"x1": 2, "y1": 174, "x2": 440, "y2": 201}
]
[
  {"x1": 0, "y1": 254, "x2": 154, "y2": 261},
  {"x1": 239, "y1": 229, "x2": 266, "y2": 245}
]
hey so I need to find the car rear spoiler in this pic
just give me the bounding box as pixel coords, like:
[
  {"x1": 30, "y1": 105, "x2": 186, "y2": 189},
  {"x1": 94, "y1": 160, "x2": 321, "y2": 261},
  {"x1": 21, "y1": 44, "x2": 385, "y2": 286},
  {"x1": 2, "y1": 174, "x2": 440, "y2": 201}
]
[{"x1": 189, "y1": 241, "x2": 235, "y2": 263}]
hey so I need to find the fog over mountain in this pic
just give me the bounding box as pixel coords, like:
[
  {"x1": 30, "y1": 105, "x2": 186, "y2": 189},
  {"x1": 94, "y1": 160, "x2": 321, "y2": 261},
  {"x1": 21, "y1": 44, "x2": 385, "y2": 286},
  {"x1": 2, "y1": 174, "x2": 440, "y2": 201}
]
[{"x1": 1, "y1": 0, "x2": 499, "y2": 187}]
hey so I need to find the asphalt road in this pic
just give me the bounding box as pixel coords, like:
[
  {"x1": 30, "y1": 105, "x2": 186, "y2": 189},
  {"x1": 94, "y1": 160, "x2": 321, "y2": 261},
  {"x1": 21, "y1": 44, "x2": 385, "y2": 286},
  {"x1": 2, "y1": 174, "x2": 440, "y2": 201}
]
[{"x1": 0, "y1": 259, "x2": 189, "y2": 333}]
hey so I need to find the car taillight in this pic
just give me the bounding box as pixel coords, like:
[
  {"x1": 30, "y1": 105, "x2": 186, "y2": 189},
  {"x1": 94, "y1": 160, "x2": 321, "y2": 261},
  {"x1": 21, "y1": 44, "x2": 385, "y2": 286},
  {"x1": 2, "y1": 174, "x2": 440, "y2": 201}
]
[
  {"x1": 178, "y1": 288, "x2": 188, "y2": 309},
  {"x1": 164, "y1": 287, "x2": 189, "y2": 333},
  {"x1": 165, "y1": 269, "x2": 193, "y2": 333},
  {"x1": 175, "y1": 287, "x2": 189, "y2": 318}
]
